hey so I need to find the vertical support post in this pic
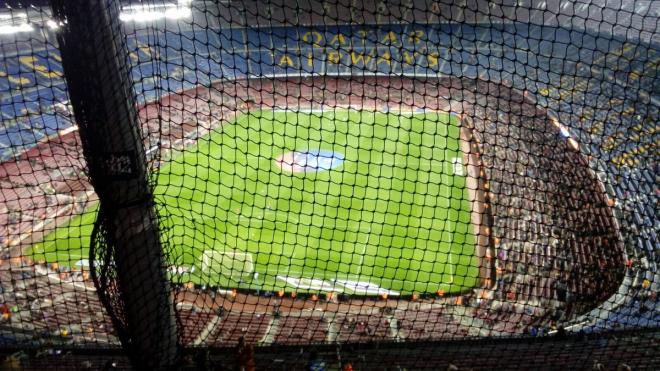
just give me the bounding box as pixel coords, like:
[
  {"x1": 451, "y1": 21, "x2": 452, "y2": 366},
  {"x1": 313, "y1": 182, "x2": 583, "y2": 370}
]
[{"x1": 51, "y1": 0, "x2": 178, "y2": 369}]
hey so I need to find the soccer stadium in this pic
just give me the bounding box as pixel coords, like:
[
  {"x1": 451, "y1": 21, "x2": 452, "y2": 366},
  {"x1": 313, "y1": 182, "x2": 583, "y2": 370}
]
[{"x1": 0, "y1": 0, "x2": 657, "y2": 369}]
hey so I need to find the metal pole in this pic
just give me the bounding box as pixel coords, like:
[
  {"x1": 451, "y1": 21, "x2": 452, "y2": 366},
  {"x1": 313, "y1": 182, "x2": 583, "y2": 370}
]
[{"x1": 51, "y1": 0, "x2": 178, "y2": 368}]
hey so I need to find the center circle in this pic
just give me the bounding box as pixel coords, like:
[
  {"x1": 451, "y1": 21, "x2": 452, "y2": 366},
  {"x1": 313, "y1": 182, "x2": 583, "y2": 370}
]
[{"x1": 275, "y1": 149, "x2": 345, "y2": 173}]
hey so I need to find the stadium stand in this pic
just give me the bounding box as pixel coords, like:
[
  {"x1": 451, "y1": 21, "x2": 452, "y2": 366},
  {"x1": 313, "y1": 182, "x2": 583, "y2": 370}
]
[{"x1": 0, "y1": 0, "x2": 657, "y2": 369}]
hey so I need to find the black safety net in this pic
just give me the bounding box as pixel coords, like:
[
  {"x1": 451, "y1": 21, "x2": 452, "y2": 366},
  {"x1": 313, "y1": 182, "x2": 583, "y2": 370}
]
[{"x1": 0, "y1": 0, "x2": 657, "y2": 369}]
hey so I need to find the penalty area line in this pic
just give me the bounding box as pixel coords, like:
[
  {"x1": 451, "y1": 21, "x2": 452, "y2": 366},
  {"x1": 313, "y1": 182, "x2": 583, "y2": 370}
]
[
  {"x1": 447, "y1": 219, "x2": 455, "y2": 284},
  {"x1": 354, "y1": 227, "x2": 371, "y2": 277}
]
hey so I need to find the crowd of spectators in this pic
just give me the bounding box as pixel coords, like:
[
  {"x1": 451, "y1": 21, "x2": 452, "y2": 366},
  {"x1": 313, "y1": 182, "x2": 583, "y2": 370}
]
[{"x1": 0, "y1": 75, "x2": 653, "y2": 352}]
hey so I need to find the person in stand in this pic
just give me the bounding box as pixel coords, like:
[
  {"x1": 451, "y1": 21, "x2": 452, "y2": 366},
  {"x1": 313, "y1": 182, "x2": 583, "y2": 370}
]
[
  {"x1": 235, "y1": 336, "x2": 255, "y2": 371},
  {"x1": 307, "y1": 350, "x2": 326, "y2": 371}
]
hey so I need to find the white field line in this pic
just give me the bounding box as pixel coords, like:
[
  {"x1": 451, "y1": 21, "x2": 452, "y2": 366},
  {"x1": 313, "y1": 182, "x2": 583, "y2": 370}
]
[
  {"x1": 224, "y1": 210, "x2": 300, "y2": 225},
  {"x1": 448, "y1": 219, "x2": 455, "y2": 284},
  {"x1": 331, "y1": 224, "x2": 374, "y2": 233},
  {"x1": 448, "y1": 250, "x2": 455, "y2": 284},
  {"x1": 381, "y1": 160, "x2": 444, "y2": 168},
  {"x1": 354, "y1": 227, "x2": 371, "y2": 277},
  {"x1": 35, "y1": 250, "x2": 84, "y2": 262},
  {"x1": 265, "y1": 268, "x2": 304, "y2": 275}
]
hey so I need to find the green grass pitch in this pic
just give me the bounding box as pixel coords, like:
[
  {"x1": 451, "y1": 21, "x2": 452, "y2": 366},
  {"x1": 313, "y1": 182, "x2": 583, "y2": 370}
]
[{"x1": 29, "y1": 108, "x2": 480, "y2": 296}]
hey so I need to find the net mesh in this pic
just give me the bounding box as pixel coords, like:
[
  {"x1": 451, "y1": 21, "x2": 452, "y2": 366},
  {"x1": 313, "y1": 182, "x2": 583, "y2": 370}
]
[{"x1": 0, "y1": 0, "x2": 658, "y2": 369}]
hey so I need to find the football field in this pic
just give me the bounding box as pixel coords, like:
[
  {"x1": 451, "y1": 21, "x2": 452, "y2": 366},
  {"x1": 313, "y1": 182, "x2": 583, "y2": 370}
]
[{"x1": 29, "y1": 108, "x2": 479, "y2": 296}]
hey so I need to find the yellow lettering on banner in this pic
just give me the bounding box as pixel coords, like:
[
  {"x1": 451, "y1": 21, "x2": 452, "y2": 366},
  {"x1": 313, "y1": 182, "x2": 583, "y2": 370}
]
[
  {"x1": 621, "y1": 106, "x2": 635, "y2": 117},
  {"x1": 8, "y1": 75, "x2": 30, "y2": 86},
  {"x1": 350, "y1": 52, "x2": 372, "y2": 66},
  {"x1": 307, "y1": 52, "x2": 314, "y2": 67},
  {"x1": 19, "y1": 56, "x2": 60, "y2": 78},
  {"x1": 601, "y1": 136, "x2": 618, "y2": 151},
  {"x1": 329, "y1": 33, "x2": 348, "y2": 46},
  {"x1": 408, "y1": 30, "x2": 424, "y2": 44},
  {"x1": 428, "y1": 52, "x2": 440, "y2": 67},
  {"x1": 302, "y1": 31, "x2": 323, "y2": 47},
  {"x1": 327, "y1": 51, "x2": 342, "y2": 64},
  {"x1": 402, "y1": 51, "x2": 417, "y2": 65},
  {"x1": 377, "y1": 51, "x2": 392, "y2": 66},
  {"x1": 587, "y1": 123, "x2": 603, "y2": 135},
  {"x1": 644, "y1": 124, "x2": 659, "y2": 135},
  {"x1": 381, "y1": 31, "x2": 399, "y2": 45},
  {"x1": 37, "y1": 63, "x2": 61, "y2": 78},
  {"x1": 137, "y1": 43, "x2": 158, "y2": 60},
  {"x1": 18, "y1": 56, "x2": 37, "y2": 68},
  {"x1": 51, "y1": 52, "x2": 62, "y2": 62},
  {"x1": 611, "y1": 143, "x2": 651, "y2": 168},
  {"x1": 129, "y1": 52, "x2": 139, "y2": 63},
  {"x1": 631, "y1": 123, "x2": 644, "y2": 134},
  {"x1": 357, "y1": 29, "x2": 373, "y2": 40},
  {"x1": 278, "y1": 54, "x2": 295, "y2": 67}
]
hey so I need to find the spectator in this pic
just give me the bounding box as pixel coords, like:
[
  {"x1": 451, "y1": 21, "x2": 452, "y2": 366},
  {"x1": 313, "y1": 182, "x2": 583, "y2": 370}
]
[
  {"x1": 529, "y1": 326, "x2": 538, "y2": 337},
  {"x1": 307, "y1": 350, "x2": 326, "y2": 371},
  {"x1": 235, "y1": 336, "x2": 255, "y2": 371}
]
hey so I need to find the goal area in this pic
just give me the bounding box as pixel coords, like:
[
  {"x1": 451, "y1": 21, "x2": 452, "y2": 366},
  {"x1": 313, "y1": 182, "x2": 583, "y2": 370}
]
[
  {"x1": 0, "y1": 0, "x2": 657, "y2": 369},
  {"x1": 200, "y1": 250, "x2": 254, "y2": 279}
]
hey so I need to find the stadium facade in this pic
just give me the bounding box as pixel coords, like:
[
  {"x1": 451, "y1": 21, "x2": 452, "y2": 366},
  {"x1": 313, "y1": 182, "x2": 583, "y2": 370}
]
[{"x1": 0, "y1": 0, "x2": 657, "y2": 369}]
